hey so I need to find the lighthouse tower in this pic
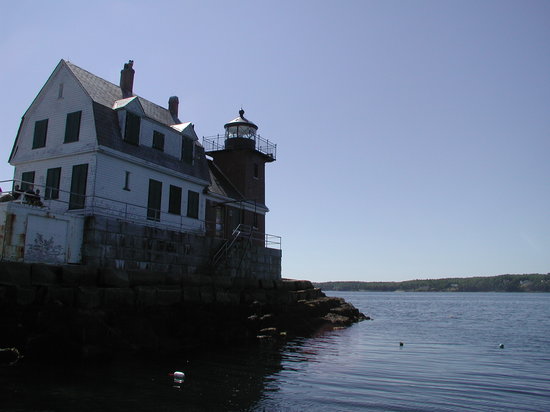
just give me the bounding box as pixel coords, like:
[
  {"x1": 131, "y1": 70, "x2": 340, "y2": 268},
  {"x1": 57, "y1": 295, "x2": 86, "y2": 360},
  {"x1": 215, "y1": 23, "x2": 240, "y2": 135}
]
[{"x1": 204, "y1": 109, "x2": 276, "y2": 238}]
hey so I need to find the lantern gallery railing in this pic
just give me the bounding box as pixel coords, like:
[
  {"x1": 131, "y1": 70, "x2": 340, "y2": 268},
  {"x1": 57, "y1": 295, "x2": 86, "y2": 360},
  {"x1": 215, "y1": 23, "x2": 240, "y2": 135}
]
[{"x1": 202, "y1": 134, "x2": 277, "y2": 160}]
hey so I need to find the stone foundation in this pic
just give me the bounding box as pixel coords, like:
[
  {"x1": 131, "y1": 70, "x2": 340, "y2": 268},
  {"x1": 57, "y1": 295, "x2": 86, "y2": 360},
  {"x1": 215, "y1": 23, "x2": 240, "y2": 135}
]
[
  {"x1": 0, "y1": 262, "x2": 366, "y2": 362},
  {"x1": 82, "y1": 215, "x2": 282, "y2": 280}
]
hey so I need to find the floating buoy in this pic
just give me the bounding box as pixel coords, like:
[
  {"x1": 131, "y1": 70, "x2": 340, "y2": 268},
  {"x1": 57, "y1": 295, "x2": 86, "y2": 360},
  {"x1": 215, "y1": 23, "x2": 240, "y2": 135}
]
[
  {"x1": 0, "y1": 347, "x2": 22, "y2": 366},
  {"x1": 399, "y1": 342, "x2": 404, "y2": 347},
  {"x1": 169, "y1": 371, "x2": 185, "y2": 384},
  {"x1": 499, "y1": 343, "x2": 504, "y2": 349}
]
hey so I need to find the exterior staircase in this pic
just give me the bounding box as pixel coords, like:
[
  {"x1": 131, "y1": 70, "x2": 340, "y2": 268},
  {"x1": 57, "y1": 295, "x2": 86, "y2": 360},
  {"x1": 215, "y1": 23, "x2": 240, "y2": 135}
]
[{"x1": 211, "y1": 224, "x2": 254, "y2": 269}]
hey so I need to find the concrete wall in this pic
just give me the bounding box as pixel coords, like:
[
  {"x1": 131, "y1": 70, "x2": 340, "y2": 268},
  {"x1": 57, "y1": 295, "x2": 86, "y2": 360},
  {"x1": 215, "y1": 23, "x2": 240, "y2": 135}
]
[
  {"x1": 0, "y1": 202, "x2": 84, "y2": 264},
  {"x1": 82, "y1": 215, "x2": 281, "y2": 280}
]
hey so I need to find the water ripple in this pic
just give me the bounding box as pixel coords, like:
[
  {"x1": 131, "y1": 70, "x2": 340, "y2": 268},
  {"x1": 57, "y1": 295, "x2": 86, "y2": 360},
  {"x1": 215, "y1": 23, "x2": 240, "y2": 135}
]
[{"x1": 256, "y1": 292, "x2": 550, "y2": 412}]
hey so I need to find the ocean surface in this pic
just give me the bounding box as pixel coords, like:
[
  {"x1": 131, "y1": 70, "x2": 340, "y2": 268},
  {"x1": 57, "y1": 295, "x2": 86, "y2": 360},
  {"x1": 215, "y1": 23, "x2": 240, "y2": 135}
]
[{"x1": 2, "y1": 292, "x2": 550, "y2": 411}]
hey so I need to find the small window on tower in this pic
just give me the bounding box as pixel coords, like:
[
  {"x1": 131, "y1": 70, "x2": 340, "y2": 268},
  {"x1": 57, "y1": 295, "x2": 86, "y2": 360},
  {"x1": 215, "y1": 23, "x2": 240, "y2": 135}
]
[{"x1": 253, "y1": 163, "x2": 259, "y2": 179}]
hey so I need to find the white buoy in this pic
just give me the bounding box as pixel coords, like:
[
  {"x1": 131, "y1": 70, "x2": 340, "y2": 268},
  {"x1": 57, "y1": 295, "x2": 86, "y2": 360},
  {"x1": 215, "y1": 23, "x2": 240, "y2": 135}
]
[{"x1": 170, "y1": 371, "x2": 185, "y2": 384}]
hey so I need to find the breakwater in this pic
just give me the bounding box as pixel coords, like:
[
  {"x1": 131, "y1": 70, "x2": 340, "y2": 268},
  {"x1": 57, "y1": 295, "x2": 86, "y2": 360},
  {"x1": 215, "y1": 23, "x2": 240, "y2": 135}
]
[{"x1": 0, "y1": 262, "x2": 366, "y2": 361}]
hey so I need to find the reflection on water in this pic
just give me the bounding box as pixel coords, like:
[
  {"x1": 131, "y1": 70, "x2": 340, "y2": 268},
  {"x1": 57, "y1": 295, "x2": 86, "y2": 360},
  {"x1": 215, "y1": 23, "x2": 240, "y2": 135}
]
[
  {"x1": 2, "y1": 293, "x2": 550, "y2": 412},
  {"x1": 1, "y1": 341, "x2": 287, "y2": 412}
]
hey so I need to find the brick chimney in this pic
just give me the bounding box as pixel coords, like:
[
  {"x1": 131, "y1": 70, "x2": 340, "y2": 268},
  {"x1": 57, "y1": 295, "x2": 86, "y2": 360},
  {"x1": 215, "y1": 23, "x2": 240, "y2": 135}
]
[
  {"x1": 169, "y1": 96, "x2": 180, "y2": 123},
  {"x1": 120, "y1": 60, "x2": 135, "y2": 98}
]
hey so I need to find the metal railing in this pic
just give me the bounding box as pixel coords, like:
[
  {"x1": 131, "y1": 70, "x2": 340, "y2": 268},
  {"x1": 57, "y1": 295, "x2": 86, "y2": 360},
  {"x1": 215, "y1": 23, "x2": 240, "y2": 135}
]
[
  {"x1": 0, "y1": 179, "x2": 282, "y2": 249},
  {"x1": 211, "y1": 223, "x2": 281, "y2": 266},
  {"x1": 212, "y1": 224, "x2": 250, "y2": 265},
  {"x1": 202, "y1": 134, "x2": 277, "y2": 160},
  {"x1": 0, "y1": 179, "x2": 205, "y2": 234},
  {"x1": 265, "y1": 233, "x2": 282, "y2": 249}
]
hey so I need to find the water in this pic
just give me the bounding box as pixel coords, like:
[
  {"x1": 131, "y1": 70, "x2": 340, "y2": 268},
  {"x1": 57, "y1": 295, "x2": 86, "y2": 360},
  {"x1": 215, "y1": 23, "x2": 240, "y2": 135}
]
[{"x1": 2, "y1": 292, "x2": 549, "y2": 411}]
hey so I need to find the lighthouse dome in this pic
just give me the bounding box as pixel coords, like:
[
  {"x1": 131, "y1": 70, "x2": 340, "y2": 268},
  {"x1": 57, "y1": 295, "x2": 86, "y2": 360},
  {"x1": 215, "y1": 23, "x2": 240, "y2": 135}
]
[{"x1": 224, "y1": 109, "x2": 258, "y2": 139}]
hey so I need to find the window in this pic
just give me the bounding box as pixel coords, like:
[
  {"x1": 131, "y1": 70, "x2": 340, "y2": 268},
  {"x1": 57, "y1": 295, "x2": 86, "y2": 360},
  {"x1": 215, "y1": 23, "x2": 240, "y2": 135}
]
[
  {"x1": 45, "y1": 167, "x2": 61, "y2": 200},
  {"x1": 124, "y1": 112, "x2": 140, "y2": 145},
  {"x1": 69, "y1": 164, "x2": 88, "y2": 209},
  {"x1": 187, "y1": 190, "x2": 199, "y2": 219},
  {"x1": 182, "y1": 138, "x2": 194, "y2": 164},
  {"x1": 123, "y1": 171, "x2": 131, "y2": 191},
  {"x1": 147, "y1": 179, "x2": 162, "y2": 221},
  {"x1": 168, "y1": 185, "x2": 182, "y2": 215},
  {"x1": 58, "y1": 83, "x2": 64, "y2": 99},
  {"x1": 152, "y1": 131, "x2": 164, "y2": 151},
  {"x1": 64, "y1": 111, "x2": 82, "y2": 143},
  {"x1": 32, "y1": 119, "x2": 48, "y2": 149},
  {"x1": 21, "y1": 171, "x2": 35, "y2": 192},
  {"x1": 253, "y1": 163, "x2": 259, "y2": 178}
]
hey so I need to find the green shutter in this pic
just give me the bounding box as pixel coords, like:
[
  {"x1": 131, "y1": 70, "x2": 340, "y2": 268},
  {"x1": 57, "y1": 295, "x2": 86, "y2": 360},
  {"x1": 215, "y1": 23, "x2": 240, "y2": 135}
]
[
  {"x1": 69, "y1": 164, "x2": 88, "y2": 209},
  {"x1": 168, "y1": 185, "x2": 182, "y2": 215},
  {"x1": 153, "y1": 131, "x2": 165, "y2": 151},
  {"x1": 182, "y1": 138, "x2": 194, "y2": 164},
  {"x1": 147, "y1": 179, "x2": 162, "y2": 221},
  {"x1": 45, "y1": 167, "x2": 61, "y2": 200},
  {"x1": 124, "y1": 112, "x2": 141, "y2": 145},
  {"x1": 21, "y1": 171, "x2": 35, "y2": 192},
  {"x1": 32, "y1": 119, "x2": 48, "y2": 149},
  {"x1": 64, "y1": 111, "x2": 82, "y2": 143},
  {"x1": 187, "y1": 190, "x2": 199, "y2": 219}
]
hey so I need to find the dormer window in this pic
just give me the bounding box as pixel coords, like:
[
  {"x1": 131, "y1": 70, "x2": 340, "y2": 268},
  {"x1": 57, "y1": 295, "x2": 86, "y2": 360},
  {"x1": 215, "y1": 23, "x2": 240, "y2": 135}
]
[
  {"x1": 124, "y1": 112, "x2": 140, "y2": 145},
  {"x1": 153, "y1": 131, "x2": 165, "y2": 151},
  {"x1": 182, "y1": 137, "x2": 194, "y2": 164}
]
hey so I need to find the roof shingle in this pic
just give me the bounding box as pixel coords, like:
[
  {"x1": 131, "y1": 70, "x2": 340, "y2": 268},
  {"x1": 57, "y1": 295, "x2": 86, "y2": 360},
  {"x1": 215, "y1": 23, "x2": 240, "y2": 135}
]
[{"x1": 65, "y1": 60, "x2": 175, "y2": 126}]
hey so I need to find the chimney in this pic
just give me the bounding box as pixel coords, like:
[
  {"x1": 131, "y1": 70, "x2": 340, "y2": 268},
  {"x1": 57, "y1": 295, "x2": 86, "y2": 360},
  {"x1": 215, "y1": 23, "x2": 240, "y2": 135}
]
[
  {"x1": 169, "y1": 96, "x2": 180, "y2": 123},
  {"x1": 120, "y1": 60, "x2": 135, "y2": 98}
]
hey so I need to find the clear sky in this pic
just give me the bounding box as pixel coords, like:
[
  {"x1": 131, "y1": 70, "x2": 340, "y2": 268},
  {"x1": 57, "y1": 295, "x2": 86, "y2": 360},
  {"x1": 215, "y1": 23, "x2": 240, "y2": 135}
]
[{"x1": 1, "y1": 0, "x2": 548, "y2": 282}]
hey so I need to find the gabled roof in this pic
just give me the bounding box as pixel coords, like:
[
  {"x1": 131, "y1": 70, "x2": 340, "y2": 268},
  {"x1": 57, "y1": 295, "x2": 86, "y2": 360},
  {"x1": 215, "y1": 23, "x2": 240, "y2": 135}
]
[
  {"x1": 171, "y1": 122, "x2": 197, "y2": 139},
  {"x1": 112, "y1": 96, "x2": 143, "y2": 112}
]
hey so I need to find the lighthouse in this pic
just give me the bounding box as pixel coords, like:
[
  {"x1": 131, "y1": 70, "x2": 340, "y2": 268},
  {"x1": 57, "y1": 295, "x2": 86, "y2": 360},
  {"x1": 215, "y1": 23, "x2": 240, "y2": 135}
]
[{"x1": 203, "y1": 109, "x2": 276, "y2": 239}]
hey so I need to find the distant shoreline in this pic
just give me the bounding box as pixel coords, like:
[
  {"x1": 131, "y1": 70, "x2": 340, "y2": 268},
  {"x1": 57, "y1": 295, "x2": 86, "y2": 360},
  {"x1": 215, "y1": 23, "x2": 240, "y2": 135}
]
[{"x1": 315, "y1": 273, "x2": 550, "y2": 293}]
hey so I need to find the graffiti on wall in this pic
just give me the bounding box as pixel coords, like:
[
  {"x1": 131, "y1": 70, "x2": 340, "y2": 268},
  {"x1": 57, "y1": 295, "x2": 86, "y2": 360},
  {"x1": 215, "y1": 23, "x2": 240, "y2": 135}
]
[
  {"x1": 25, "y1": 233, "x2": 65, "y2": 264},
  {"x1": 24, "y1": 215, "x2": 68, "y2": 264}
]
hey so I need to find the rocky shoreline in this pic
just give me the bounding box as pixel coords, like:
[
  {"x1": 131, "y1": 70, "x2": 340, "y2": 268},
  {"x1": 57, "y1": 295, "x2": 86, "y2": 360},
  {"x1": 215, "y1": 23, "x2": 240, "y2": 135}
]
[{"x1": 0, "y1": 262, "x2": 367, "y2": 362}]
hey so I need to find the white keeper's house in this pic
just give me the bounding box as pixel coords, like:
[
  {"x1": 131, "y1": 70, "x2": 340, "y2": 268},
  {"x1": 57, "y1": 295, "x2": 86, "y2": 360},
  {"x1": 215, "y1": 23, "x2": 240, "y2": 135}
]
[{"x1": 0, "y1": 60, "x2": 280, "y2": 279}]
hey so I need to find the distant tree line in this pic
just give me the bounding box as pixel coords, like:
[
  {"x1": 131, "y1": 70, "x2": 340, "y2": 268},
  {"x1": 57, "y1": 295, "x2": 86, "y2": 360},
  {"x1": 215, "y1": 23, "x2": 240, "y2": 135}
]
[{"x1": 314, "y1": 274, "x2": 550, "y2": 292}]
